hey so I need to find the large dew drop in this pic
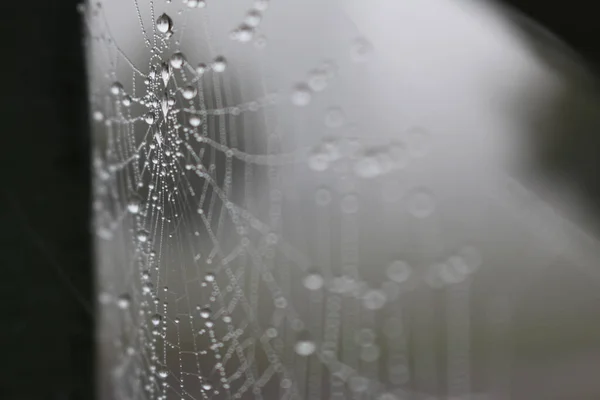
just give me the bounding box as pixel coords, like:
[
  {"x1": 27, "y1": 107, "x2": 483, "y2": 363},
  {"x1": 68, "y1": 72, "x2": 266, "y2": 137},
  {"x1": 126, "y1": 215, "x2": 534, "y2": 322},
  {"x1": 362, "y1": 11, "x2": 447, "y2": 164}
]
[
  {"x1": 144, "y1": 112, "x2": 156, "y2": 125},
  {"x1": 212, "y1": 56, "x2": 227, "y2": 73},
  {"x1": 182, "y1": 85, "x2": 197, "y2": 100},
  {"x1": 204, "y1": 272, "x2": 216, "y2": 282},
  {"x1": 169, "y1": 52, "x2": 186, "y2": 69},
  {"x1": 199, "y1": 307, "x2": 211, "y2": 319},
  {"x1": 189, "y1": 115, "x2": 202, "y2": 127},
  {"x1": 156, "y1": 13, "x2": 173, "y2": 34}
]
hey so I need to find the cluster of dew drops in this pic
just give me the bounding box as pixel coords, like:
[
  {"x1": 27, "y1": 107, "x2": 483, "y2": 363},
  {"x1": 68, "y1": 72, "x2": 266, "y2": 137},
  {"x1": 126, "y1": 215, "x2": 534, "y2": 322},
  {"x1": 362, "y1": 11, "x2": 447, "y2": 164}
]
[
  {"x1": 98, "y1": 4, "x2": 241, "y2": 396},
  {"x1": 92, "y1": 1, "x2": 482, "y2": 398}
]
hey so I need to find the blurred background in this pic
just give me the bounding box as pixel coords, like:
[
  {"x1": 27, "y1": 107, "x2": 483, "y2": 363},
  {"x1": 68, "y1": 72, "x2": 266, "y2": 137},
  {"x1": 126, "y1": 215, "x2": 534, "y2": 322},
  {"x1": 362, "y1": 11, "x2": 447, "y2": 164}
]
[{"x1": 2, "y1": 0, "x2": 600, "y2": 399}]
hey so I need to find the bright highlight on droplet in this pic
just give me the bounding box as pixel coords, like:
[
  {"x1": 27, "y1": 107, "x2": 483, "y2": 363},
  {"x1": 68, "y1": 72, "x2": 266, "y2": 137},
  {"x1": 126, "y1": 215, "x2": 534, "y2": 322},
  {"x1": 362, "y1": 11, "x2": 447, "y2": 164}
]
[{"x1": 294, "y1": 340, "x2": 316, "y2": 356}]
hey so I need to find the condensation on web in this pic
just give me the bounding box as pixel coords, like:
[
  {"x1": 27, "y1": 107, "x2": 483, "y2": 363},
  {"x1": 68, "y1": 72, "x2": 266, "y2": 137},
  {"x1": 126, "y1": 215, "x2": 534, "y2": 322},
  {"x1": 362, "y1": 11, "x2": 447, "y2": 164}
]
[{"x1": 82, "y1": 0, "x2": 600, "y2": 399}]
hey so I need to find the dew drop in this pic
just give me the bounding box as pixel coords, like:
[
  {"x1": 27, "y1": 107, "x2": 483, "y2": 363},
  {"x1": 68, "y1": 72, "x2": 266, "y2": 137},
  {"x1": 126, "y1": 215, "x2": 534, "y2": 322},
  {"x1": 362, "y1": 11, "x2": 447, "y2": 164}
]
[
  {"x1": 116, "y1": 293, "x2": 131, "y2": 309},
  {"x1": 307, "y1": 150, "x2": 329, "y2": 172},
  {"x1": 291, "y1": 84, "x2": 311, "y2": 106},
  {"x1": 195, "y1": 63, "x2": 207, "y2": 75},
  {"x1": 137, "y1": 230, "x2": 149, "y2": 243},
  {"x1": 303, "y1": 272, "x2": 324, "y2": 290},
  {"x1": 245, "y1": 10, "x2": 262, "y2": 27},
  {"x1": 308, "y1": 69, "x2": 328, "y2": 92},
  {"x1": 363, "y1": 289, "x2": 387, "y2": 310},
  {"x1": 354, "y1": 152, "x2": 383, "y2": 179},
  {"x1": 142, "y1": 282, "x2": 154, "y2": 294},
  {"x1": 294, "y1": 340, "x2": 316, "y2": 356},
  {"x1": 156, "y1": 14, "x2": 173, "y2": 34},
  {"x1": 234, "y1": 24, "x2": 254, "y2": 42},
  {"x1": 386, "y1": 260, "x2": 411, "y2": 283},
  {"x1": 189, "y1": 115, "x2": 202, "y2": 127},
  {"x1": 274, "y1": 296, "x2": 287, "y2": 308},
  {"x1": 144, "y1": 112, "x2": 156, "y2": 125},
  {"x1": 110, "y1": 82, "x2": 123, "y2": 95},
  {"x1": 204, "y1": 272, "x2": 216, "y2": 282},
  {"x1": 212, "y1": 56, "x2": 227, "y2": 72},
  {"x1": 199, "y1": 308, "x2": 211, "y2": 319},
  {"x1": 157, "y1": 367, "x2": 169, "y2": 379},
  {"x1": 151, "y1": 313, "x2": 163, "y2": 326},
  {"x1": 93, "y1": 111, "x2": 104, "y2": 121},
  {"x1": 169, "y1": 52, "x2": 186, "y2": 69},
  {"x1": 127, "y1": 200, "x2": 140, "y2": 214},
  {"x1": 202, "y1": 382, "x2": 213, "y2": 391},
  {"x1": 182, "y1": 85, "x2": 197, "y2": 100},
  {"x1": 121, "y1": 95, "x2": 132, "y2": 107}
]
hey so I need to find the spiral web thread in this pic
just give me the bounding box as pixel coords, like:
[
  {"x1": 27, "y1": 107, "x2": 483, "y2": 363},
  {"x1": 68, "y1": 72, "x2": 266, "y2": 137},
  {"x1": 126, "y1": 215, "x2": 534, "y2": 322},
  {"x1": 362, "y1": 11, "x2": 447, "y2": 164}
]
[{"x1": 85, "y1": 1, "x2": 600, "y2": 400}]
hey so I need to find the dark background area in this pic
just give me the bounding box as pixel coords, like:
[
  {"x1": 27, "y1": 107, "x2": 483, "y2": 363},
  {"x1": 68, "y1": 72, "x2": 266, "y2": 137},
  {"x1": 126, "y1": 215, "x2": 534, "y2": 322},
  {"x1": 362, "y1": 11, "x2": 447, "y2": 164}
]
[
  {"x1": 1, "y1": 1, "x2": 92, "y2": 399},
  {"x1": 0, "y1": 1, "x2": 597, "y2": 399}
]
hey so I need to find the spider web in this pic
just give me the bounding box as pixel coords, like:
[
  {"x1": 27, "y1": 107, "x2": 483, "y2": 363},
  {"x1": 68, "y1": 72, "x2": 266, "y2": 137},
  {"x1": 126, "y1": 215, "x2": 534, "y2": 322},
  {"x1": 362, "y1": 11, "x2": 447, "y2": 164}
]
[{"x1": 84, "y1": 1, "x2": 600, "y2": 400}]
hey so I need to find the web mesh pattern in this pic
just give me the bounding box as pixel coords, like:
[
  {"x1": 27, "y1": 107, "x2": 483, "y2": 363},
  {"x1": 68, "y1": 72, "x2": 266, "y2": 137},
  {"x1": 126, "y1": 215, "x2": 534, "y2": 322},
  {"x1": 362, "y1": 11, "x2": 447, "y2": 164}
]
[{"x1": 85, "y1": 1, "x2": 600, "y2": 399}]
